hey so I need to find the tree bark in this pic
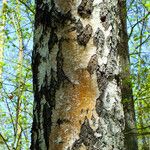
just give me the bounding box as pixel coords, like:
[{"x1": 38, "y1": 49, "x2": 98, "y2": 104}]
[{"x1": 31, "y1": 0, "x2": 138, "y2": 149}]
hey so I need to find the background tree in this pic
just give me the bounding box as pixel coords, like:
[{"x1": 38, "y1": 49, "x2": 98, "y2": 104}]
[
  {"x1": 0, "y1": 0, "x2": 34, "y2": 149},
  {"x1": 127, "y1": 0, "x2": 150, "y2": 149},
  {"x1": 0, "y1": 0, "x2": 7, "y2": 89}
]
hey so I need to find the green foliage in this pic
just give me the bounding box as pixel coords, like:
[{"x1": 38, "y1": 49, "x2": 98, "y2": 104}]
[
  {"x1": 128, "y1": 0, "x2": 150, "y2": 149},
  {"x1": 0, "y1": 0, "x2": 34, "y2": 149}
]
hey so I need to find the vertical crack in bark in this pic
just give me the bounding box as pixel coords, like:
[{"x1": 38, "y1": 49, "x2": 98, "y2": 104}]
[
  {"x1": 48, "y1": 30, "x2": 58, "y2": 52},
  {"x1": 56, "y1": 38, "x2": 72, "y2": 87}
]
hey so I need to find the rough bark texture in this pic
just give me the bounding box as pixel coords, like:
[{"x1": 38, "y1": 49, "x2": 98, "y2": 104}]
[{"x1": 31, "y1": 0, "x2": 137, "y2": 150}]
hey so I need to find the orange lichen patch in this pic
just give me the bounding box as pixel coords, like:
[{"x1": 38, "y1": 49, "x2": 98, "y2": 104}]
[
  {"x1": 49, "y1": 69, "x2": 98, "y2": 150},
  {"x1": 60, "y1": 37, "x2": 96, "y2": 84},
  {"x1": 49, "y1": 20, "x2": 98, "y2": 149}
]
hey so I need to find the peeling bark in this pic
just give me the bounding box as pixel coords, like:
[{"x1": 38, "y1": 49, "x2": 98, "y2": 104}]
[{"x1": 31, "y1": 0, "x2": 138, "y2": 150}]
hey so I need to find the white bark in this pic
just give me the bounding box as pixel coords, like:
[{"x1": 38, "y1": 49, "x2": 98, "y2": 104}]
[{"x1": 31, "y1": 0, "x2": 137, "y2": 150}]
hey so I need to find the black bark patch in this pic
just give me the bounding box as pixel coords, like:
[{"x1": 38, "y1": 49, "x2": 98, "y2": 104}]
[
  {"x1": 87, "y1": 54, "x2": 98, "y2": 75},
  {"x1": 57, "y1": 118, "x2": 64, "y2": 125},
  {"x1": 32, "y1": 52, "x2": 41, "y2": 94},
  {"x1": 77, "y1": 24, "x2": 93, "y2": 46},
  {"x1": 48, "y1": 31, "x2": 58, "y2": 52},
  {"x1": 96, "y1": 96, "x2": 104, "y2": 116},
  {"x1": 49, "y1": 69, "x2": 57, "y2": 108},
  {"x1": 56, "y1": 39, "x2": 72, "y2": 86},
  {"x1": 79, "y1": 118, "x2": 97, "y2": 147},
  {"x1": 43, "y1": 103, "x2": 52, "y2": 149},
  {"x1": 95, "y1": 66, "x2": 108, "y2": 117},
  {"x1": 35, "y1": 3, "x2": 51, "y2": 29},
  {"x1": 56, "y1": 118, "x2": 71, "y2": 126},
  {"x1": 35, "y1": 2, "x2": 74, "y2": 30},
  {"x1": 99, "y1": 3, "x2": 110, "y2": 30},
  {"x1": 31, "y1": 112, "x2": 40, "y2": 150},
  {"x1": 31, "y1": 39, "x2": 57, "y2": 149},
  {"x1": 106, "y1": 34, "x2": 117, "y2": 50},
  {"x1": 100, "y1": 16, "x2": 106, "y2": 22},
  {"x1": 93, "y1": 28, "x2": 105, "y2": 49},
  {"x1": 78, "y1": 0, "x2": 94, "y2": 18},
  {"x1": 96, "y1": 66, "x2": 108, "y2": 91},
  {"x1": 50, "y1": 6, "x2": 73, "y2": 29},
  {"x1": 114, "y1": 74, "x2": 120, "y2": 86},
  {"x1": 76, "y1": 19, "x2": 83, "y2": 33},
  {"x1": 71, "y1": 118, "x2": 97, "y2": 150}
]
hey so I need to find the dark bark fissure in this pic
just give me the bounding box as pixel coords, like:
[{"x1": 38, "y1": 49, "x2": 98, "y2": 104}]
[
  {"x1": 77, "y1": 24, "x2": 93, "y2": 46},
  {"x1": 48, "y1": 30, "x2": 58, "y2": 52},
  {"x1": 95, "y1": 69, "x2": 108, "y2": 116},
  {"x1": 76, "y1": 19, "x2": 93, "y2": 46},
  {"x1": 56, "y1": 38, "x2": 72, "y2": 87},
  {"x1": 93, "y1": 28, "x2": 105, "y2": 50},
  {"x1": 71, "y1": 118, "x2": 98, "y2": 150}
]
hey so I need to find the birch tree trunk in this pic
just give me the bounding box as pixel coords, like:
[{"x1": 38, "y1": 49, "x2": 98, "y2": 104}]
[
  {"x1": 31, "y1": 0, "x2": 137, "y2": 149},
  {"x1": 12, "y1": 1, "x2": 24, "y2": 148},
  {"x1": 0, "y1": 0, "x2": 7, "y2": 89}
]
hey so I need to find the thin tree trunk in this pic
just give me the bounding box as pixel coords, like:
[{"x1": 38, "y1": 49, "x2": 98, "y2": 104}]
[
  {"x1": 118, "y1": 1, "x2": 138, "y2": 150},
  {"x1": 11, "y1": 1, "x2": 24, "y2": 149},
  {"x1": 31, "y1": 0, "x2": 138, "y2": 149},
  {"x1": 0, "y1": 0, "x2": 7, "y2": 89}
]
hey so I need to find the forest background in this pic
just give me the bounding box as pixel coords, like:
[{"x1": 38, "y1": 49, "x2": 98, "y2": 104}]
[{"x1": 0, "y1": 0, "x2": 149, "y2": 149}]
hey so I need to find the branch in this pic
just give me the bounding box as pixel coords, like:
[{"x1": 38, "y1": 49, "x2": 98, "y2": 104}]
[
  {"x1": 18, "y1": 0, "x2": 35, "y2": 14},
  {"x1": 124, "y1": 125, "x2": 150, "y2": 135},
  {"x1": 128, "y1": 12, "x2": 150, "y2": 39},
  {"x1": 127, "y1": 0, "x2": 136, "y2": 11},
  {"x1": 135, "y1": 35, "x2": 150, "y2": 49},
  {"x1": 0, "y1": 133, "x2": 11, "y2": 150}
]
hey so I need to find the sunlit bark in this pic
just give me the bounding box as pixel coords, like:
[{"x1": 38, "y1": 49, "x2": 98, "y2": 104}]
[{"x1": 31, "y1": 0, "x2": 138, "y2": 149}]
